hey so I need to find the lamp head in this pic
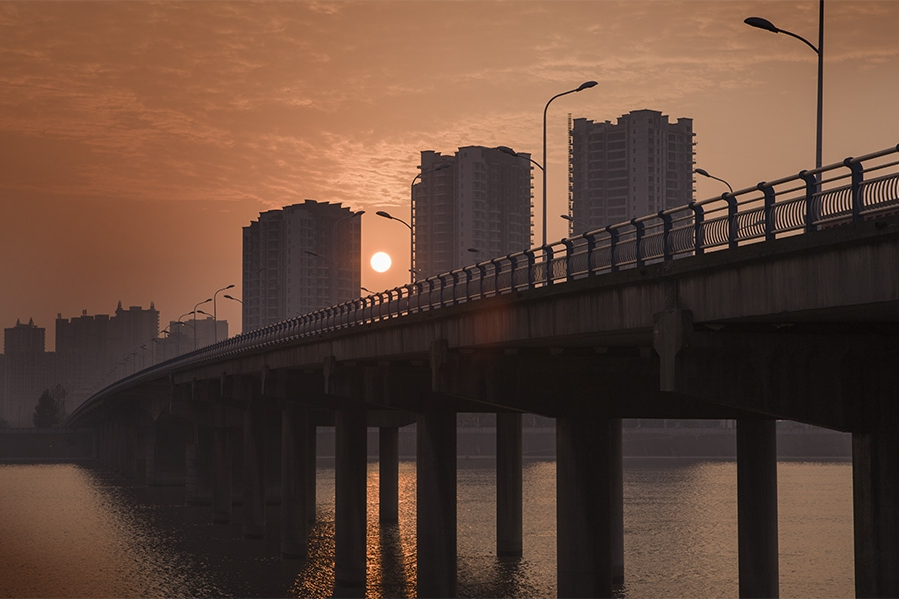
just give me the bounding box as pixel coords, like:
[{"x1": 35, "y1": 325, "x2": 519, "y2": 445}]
[
  {"x1": 560, "y1": 214, "x2": 574, "y2": 222},
  {"x1": 694, "y1": 168, "x2": 711, "y2": 178},
  {"x1": 376, "y1": 210, "x2": 393, "y2": 220},
  {"x1": 744, "y1": 17, "x2": 779, "y2": 33},
  {"x1": 577, "y1": 80, "x2": 598, "y2": 91},
  {"x1": 496, "y1": 145, "x2": 517, "y2": 156}
]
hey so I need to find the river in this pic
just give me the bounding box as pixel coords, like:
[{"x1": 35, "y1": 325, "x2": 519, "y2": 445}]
[{"x1": 0, "y1": 458, "x2": 853, "y2": 598}]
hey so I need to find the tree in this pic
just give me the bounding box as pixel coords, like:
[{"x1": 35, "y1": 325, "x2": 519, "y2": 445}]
[{"x1": 32, "y1": 385, "x2": 66, "y2": 428}]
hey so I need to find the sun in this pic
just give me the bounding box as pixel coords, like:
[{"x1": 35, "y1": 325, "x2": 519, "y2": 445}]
[{"x1": 370, "y1": 251, "x2": 392, "y2": 273}]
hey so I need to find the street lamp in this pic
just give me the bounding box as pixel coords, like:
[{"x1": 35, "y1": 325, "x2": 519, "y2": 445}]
[
  {"x1": 560, "y1": 214, "x2": 591, "y2": 237},
  {"x1": 192, "y1": 298, "x2": 211, "y2": 350},
  {"x1": 745, "y1": 1, "x2": 823, "y2": 170},
  {"x1": 496, "y1": 145, "x2": 544, "y2": 172},
  {"x1": 224, "y1": 294, "x2": 242, "y2": 304},
  {"x1": 409, "y1": 162, "x2": 452, "y2": 283},
  {"x1": 212, "y1": 285, "x2": 234, "y2": 343},
  {"x1": 694, "y1": 168, "x2": 734, "y2": 194},
  {"x1": 376, "y1": 210, "x2": 414, "y2": 284},
  {"x1": 543, "y1": 81, "x2": 598, "y2": 247}
]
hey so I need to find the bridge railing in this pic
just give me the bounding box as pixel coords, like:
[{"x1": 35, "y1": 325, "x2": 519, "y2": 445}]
[{"x1": 76, "y1": 144, "x2": 899, "y2": 404}]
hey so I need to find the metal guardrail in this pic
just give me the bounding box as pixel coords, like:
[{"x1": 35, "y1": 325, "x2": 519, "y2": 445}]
[{"x1": 72, "y1": 144, "x2": 899, "y2": 416}]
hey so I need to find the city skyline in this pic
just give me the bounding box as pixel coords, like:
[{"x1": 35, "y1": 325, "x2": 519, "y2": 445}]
[{"x1": 1, "y1": 1, "x2": 898, "y2": 349}]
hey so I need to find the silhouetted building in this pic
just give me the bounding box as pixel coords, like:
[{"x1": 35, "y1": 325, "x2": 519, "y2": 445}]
[
  {"x1": 414, "y1": 146, "x2": 533, "y2": 279},
  {"x1": 2, "y1": 318, "x2": 54, "y2": 426},
  {"x1": 568, "y1": 109, "x2": 695, "y2": 235},
  {"x1": 242, "y1": 200, "x2": 362, "y2": 331},
  {"x1": 55, "y1": 302, "x2": 159, "y2": 408}
]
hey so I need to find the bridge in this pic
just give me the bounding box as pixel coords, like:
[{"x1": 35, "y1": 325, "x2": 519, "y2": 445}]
[{"x1": 68, "y1": 145, "x2": 899, "y2": 598}]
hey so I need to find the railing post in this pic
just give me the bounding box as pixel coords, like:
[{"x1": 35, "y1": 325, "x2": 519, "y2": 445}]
[
  {"x1": 544, "y1": 246, "x2": 554, "y2": 286},
  {"x1": 757, "y1": 182, "x2": 776, "y2": 242},
  {"x1": 844, "y1": 157, "x2": 864, "y2": 222},
  {"x1": 799, "y1": 170, "x2": 819, "y2": 233},
  {"x1": 726, "y1": 192, "x2": 738, "y2": 249},
  {"x1": 509, "y1": 255, "x2": 520, "y2": 292},
  {"x1": 607, "y1": 226, "x2": 619, "y2": 272},
  {"x1": 450, "y1": 272, "x2": 459, "y2": 305},
  {"x1": 631, "y1": 219, "x2": 645, "y2": 268},
  {"x1": 690, "y1": 202, "x2": 705, "y2": 255},
  {"x1": 585, "y1": 233, "x2": 596, "y2": 276},
  {"x1": 526, "y1": 251, "x2": 535, "y2": 289},
  {"x1": 477, "y1": 265, "x2": 488, "y2": 299},
  {"x1": 660, "y1": 211, "x2": 673, "y2": 261},
  {"x1": 561, "y1": 239, "x2": 574, "y2": 282}
]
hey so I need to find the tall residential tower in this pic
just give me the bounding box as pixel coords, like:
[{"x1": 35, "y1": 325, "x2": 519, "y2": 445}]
[
  {"x1": 242, "y1": 200, "x2": 362, "y2": 331},
  {"x1": 413, "y1": 146, "x2": 533, "y2": 279},
  {"x1": 568, "y1": 109, "x2": 695, "y2": 235}
]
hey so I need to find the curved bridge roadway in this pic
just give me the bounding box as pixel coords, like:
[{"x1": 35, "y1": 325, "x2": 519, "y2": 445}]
[{"x1": 69, "y1": 145, "x2": 899, "y2": 598}]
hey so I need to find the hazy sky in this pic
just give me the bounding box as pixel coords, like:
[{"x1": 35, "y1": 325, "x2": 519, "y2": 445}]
[{"x1": 2, "y1": 0, "x2": 897, "y2": 349}]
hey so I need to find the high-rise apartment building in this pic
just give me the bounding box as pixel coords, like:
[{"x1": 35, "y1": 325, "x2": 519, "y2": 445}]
[
  {"x1": 2, "y1": 318, "x2": 53, "y2": 426},
  {"x1": 242, "y1": 200, "x2": 362, "y2": 331},
  {"x1": 568, "y1": 109, "x2": 695, "y2": 235},
  {"x1": 413, "y1": 146, "x2": 533, "y2": 278}
]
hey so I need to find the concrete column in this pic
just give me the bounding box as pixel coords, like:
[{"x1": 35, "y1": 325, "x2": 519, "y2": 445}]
[
  {"x1": 496, "y1": 412, "x2": 523, "y2": 557},
  {"x1": 281, "y1": 404, "x2": 309, "y2": 559},
  {"x1": 611, "y1": 418, "x2": 624, "y2": 585},
  {"x1": 212, "y1": 427, "x2": 233, "y2": 524},
  {"x1": 307, "y1": 422, "x2": 318, "y2": 524},
  {"x1": 136, "y1": 425, "x2": 157, "y2": 486},
  {"x1": 186, "y1": 424, "x2": 213, "y2": 506},
  {"x1": 557, "y1": 415, "x2": 612, "y2": 598},
  {"x1": 379, "y1": 426, "x2": 399, "y2": 523},
  {"x1": 417, "y1": 407, "x2": 457, "y2": 598},
  {"x1": 334, "y1": 407, "x2": 368, "y2": 590},
  {"x1": 852, "y1": 430, "x2": 899, "y2": 597},
  {"x1": 124, "y1": 424, "x2": 138, "y2": 478},
  {"x1": 266, "y1": 414, "x2": 282, "y2": 505},
  {"x1": 736, "y1": 418, "x2": 779, "y2": 599},
  {"x1": 243, "y1": 400, "x2": 267, "y2": 539}
]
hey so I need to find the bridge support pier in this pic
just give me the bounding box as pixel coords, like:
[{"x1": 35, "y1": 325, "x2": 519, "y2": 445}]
[
  {"x1": 185, "y1": 424, "x2": 213, "y2": 506},
  {"x1": 281, "y1": 403, "x2": 309, "y2": 559},
  {"x1": 136, "y1": 425, "x2": 157, "y2": 486},
  {"x1": 417, "y1": 406, "x2": 457, "y2": 597},
  {"x1": 557, "y1": 414, "x2": 613, "y2": 598},
  {"x1": 853, "y1": 430, "x2": 899, "y2": 596},
  {"x1": 307, "y1": 423, "x2": 317, "y2": 524},
  {"x1": 212, "y1": 427, "x2": 234, "y2": 524},
  {"x1": 610, "y1": 418, "x2": 625, "y2": 585},
  {"x1": 243, "y1": 399, "x2": 267, "y2": 538},
  {"x1": 334, "y1": 407, "x2": 368, "y2": 590},
  {"x1": 379, "y1": 426, "x2": 399, "y2": 523},
  {"x1": 497, "y1": 412, "x2": 522, "y2": 557},
  {"x1": 737, "y1": 418, "x2": 779, "y2": 598}
]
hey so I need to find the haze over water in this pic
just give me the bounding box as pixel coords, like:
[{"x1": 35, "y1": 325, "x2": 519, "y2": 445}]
[{"x1": 0, "y1": 458, "x2": 853, "y2": 598}]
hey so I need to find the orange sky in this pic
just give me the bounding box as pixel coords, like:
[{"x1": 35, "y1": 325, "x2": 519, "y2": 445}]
[{"x1": 1, "y1": 0, "x2": 897, "y2": 350}]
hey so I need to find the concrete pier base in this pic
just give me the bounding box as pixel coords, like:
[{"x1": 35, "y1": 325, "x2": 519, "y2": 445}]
[
  {"x1": 737, "y1": 418, "x2": 778, "y2": 599},
  {"x1": 212, "y1": 427, "x2": 233, "y2": 524},
  {"x1": 417, "y1": 407, "x2": 457, "y2": 598},
  {"x1": 185, "y1": 425, "x2": 212, "y2": 506},
  {"x1": 557, "y1": 415, "x2": 613, "y2": 598},
  {"x1": 307, "y1": 423, "x2": 317, "y2": 524},
  {"x1": 853, "y1": 430, "x2": 899, "y2": 597},
  {"x1": 281, "y1": 405, "x2": 309, "y2": 559},
  {"x1": 379, "y1": 426, "x2": 399, "y2": 523},
  {"x1": 334, "y1": 407, "x2": 367, "y2": 590},
  {"x1": 611, "y1": 418, "x2": 624, "y2": 585},
  {"x1": 243, "y1": 401, "x2": 266, "y2": 539},
  {"x1": 496, "y1": 412, "x2": 523, "y2": 557}
]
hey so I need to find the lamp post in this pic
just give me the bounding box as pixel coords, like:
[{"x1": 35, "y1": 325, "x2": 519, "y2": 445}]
[
  {"x1": 408, "y1": 162, "x2": 452, "y2": 283},
  {"x1": 694, "y1": 168, "x2": 734, "y2": 194},
  {"x1": 192, "y1": 298, "x2": 211, "y2": 350},
  {"x1": 745, "y1": 0, "x2": 823, "y2": 170},
  {"x1": 543, "y1": 81, "x2": 598, "y2": 247},
  {"x1": 376, "y1": 210, "x2": 414, "y2": 284},
  {"x1": 212, "y1": 285, "x2": 234, "y2": 343}
]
